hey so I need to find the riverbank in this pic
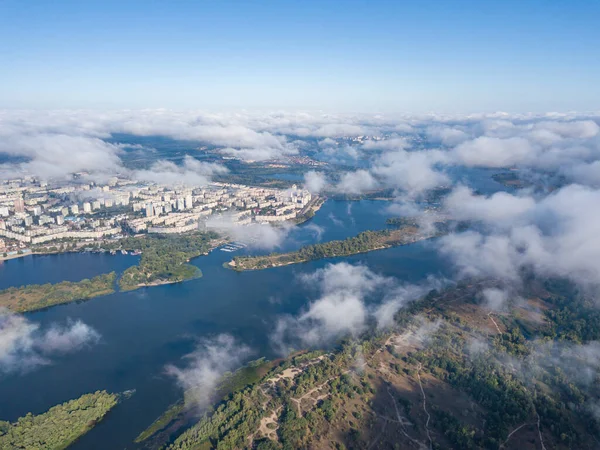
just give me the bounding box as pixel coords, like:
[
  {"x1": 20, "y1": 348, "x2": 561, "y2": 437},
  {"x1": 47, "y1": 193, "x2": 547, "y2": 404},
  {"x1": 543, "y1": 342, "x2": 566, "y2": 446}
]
[{"x1": 292, "y1": 195, "x2": 326, "y2": 225}]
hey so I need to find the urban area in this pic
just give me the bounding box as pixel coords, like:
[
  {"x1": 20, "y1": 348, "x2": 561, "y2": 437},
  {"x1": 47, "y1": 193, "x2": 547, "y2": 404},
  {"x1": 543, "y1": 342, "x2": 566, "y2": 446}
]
[{"x1": 0, "y1": 175, "x2": 316, "y2": 258}]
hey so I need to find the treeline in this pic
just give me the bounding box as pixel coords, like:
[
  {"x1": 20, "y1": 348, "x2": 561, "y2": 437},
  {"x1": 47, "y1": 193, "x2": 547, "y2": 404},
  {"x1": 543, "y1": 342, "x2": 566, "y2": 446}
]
[
  {"x1": 231, "y1": 228, "x2": 421, "y2": 271},
  {"x1": 114, "y1": 232, "x2": 219, "y2": 291},
  {"x1": 0, "y1": 390, "x2": 117, "y2": 449},
  {"x1": 0, "y1": 272, "x2": 116, "y2": 313}
]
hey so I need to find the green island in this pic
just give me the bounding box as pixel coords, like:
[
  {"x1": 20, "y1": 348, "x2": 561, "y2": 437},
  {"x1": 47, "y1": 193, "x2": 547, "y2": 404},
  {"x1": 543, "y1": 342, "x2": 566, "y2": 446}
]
[
  {"x1": 134, "y1": 278, "x2": 600, "y2": 450},
  {"x1": 228, "y1": 227, "x2": 428, "y2": 271},
  {"x1": 0, "y1": 272, "x2": 116, "y2": 313},
  {"x1": 0, "y1": 390, "x2": 118, "y2": 450},
  {"x1": 110, "y1": 231, "x2": 221, "y2": 291}
]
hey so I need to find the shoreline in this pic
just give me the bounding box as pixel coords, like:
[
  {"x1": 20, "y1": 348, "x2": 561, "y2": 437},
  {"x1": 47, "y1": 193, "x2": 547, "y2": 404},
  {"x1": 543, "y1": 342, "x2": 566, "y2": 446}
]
[{"x1": 227, "y1": 229, "x2": 435, "y2": 272}]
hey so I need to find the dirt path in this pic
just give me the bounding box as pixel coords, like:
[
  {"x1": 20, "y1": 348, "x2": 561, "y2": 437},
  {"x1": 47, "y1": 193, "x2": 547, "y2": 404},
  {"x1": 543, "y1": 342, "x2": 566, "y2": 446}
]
[
  {"x1": 290, "y1": 376, "x2": 336, "y2": 414},
  {"x1": 501, "y1": 422, "x2": 531, "y2": 448},
  {"x1": 257, "y1": 406, "x2": 282, "y2": 440},
  {"x1": 488, "y1": 312, "x2": 502, "y2": 334},
  {"x1": 386, "y1": 385, "x2": 428, "y2": 450},
  {"x1": 416, "y1": 364, "x2": 433, "y2": 450},
  {"x1": 537, "y1": 412, "x2": 547, "y2": 450}
]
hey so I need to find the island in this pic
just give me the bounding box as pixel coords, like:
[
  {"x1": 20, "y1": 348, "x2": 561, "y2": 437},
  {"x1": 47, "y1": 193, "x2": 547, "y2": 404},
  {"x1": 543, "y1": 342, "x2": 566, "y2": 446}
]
[
  {"x1": 0, "y1": 272, "x2": 116, "y2": 313},
  {"x1": 0, "y1": 390, "x2": 118, "y2": 449},
  {"x1": 227, "y1": 227, "x2": 430, "y2": 271}
]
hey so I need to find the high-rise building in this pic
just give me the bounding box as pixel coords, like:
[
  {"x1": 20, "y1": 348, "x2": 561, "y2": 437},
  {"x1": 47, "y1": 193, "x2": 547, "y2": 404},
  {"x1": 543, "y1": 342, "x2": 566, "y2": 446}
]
[
  {"x1": 14, "y1": 197, "x2": 25, "y2": 213},
  {"x1": 83, "y1": 202, "x2": 92, "y2": 213},
  {"x1": 176, "y1": 198, "x2": 185, "y2": 211},
  {"x1": 0, "y1": 207, "x2": 8, "y2": 217},
  {"x1": 56, "y1": 215, "x2": 65, "y2": 225},
  {"x1": 185, "y1": 195, "x2": 193, "y2": 210},
  {"x1": 145, "y1": 203, "x2": 154, "y2": 217},
  {"x1": 70, "y1": 204, "x2": 79, "y2": 215},
  {"x1": 32, "y1": 205, "x2": 42, "y2": 216},
  {"x1": 23, "y1": 216, "x2": 33, "y2": 226}
]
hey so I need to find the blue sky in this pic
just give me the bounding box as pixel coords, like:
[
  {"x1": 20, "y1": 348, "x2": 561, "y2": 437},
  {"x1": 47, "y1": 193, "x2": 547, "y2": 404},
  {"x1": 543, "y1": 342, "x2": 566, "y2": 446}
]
[{"x1": 1, "y1": 0, "x2": 599, "y2": 112}]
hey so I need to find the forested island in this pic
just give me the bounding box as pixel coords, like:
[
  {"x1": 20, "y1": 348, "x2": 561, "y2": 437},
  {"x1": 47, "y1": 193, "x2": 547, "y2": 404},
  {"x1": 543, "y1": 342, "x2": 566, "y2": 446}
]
[
  {"x1": 0, "y1": 272, "x2": 116, "y2": 313},
  {"x1": 112, "y1": 231, "x2": 220, "y2": 291},
  {"x1": 0, "y1": 391, "x2": 118, "y2": 449},
  {"x1": 228, "y1": 227, "x2": 428, "y2": 271},
  {"x1": 133, "y1": 278, "x2": 600, "y2": 450}
]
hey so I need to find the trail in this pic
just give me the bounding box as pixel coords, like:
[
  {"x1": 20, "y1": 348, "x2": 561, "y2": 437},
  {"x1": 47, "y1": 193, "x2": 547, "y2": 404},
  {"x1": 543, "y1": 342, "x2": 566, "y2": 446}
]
[
  {"x1": 488, "y1": 312, "x2": 502, "y2": 334},
  {"x1": 416, "y1": 364, "x2": 433, "y2": 450},
  {"x1": 386, "y1": 385, "x2": 428, "y2": 450},
  {"x1": 501, "y1": 422, "x2": 530, "y2": 448},
  {"x1": 367, "y1": 418, "x2": 387, "y2": 450},
  {"x1": 290, "y1": 376, "x2": 336, "y2": 414},
  {"x1": 537, "y1": 412, "x2": 547, "y2": 450}
]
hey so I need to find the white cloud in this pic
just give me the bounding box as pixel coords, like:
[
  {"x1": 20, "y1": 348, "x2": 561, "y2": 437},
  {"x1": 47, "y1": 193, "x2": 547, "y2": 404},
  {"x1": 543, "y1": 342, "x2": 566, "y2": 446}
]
[
  {"x1": 133, "y1": 155, "x2": 227, "y2": 187},
  {"x1": 271, "y1": 263, "x2": 443, "y2": 354},
  {"x1": 426, "y1": 126, "x2": 470, "y2": 146},
  {"x1": 303, "y1": 171, "x2": 329, "y2": 194},
  {"x1": 361, "y1": 137, "x2": 410, "y2": 151},
  {"x1": 166, "y1": 334, "x2": 251, "y2": 409},
  {"x1": 0, "y1": 310, "x2": 100, "y2": 374},
  {"x1": 205, "y1": 214, "x2": 293, "y2": 251},
  {"x1": 453, "y1": 136, "x2": 536, "y2": 168},
  {"x1": 371, "y1": 149, "x2": 450, "y2": 195},
  {"x1": 444, "y1": 186, "x2": 536, "y2": 224},
  {"x1": 440, "y1": 184, "x2": 600, "y2": 289},
  {"x1": 336, "y1": 170, "x2": 378, "y2": 194}
]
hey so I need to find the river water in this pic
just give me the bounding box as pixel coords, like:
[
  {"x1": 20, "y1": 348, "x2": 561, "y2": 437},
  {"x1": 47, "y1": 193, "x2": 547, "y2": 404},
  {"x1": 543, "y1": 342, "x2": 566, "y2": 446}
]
[{"x1": 0, "y1": 199, "x2": 456, "y2": 449}]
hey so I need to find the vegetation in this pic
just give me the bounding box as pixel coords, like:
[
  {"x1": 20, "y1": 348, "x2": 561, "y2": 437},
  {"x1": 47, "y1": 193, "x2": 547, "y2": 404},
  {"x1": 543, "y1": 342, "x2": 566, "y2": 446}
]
[
  {"x1": 0, "y1": 272, "x2": 116, "y2": 312},
  {"x1": 229, "y1": 227, "x2": 426, "y2": 271},
  {"x1": 134, "y1": 358, "x2": 279, "y2": 445},
  {"x1": 0, "y1": 391, "x2": 117, "y2": 450},
  {"x1": 134, "y1": 401, "x2": 185, "y2": 443},
  {"x1": 112, "y1": 232, "x2": 220, "y2": 291}
]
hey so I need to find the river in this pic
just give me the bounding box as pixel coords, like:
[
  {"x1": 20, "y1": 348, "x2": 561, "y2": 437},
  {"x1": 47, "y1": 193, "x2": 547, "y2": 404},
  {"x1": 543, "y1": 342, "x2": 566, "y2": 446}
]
[{"x1": 0, "y1": 199, "x2": 453, "y2": 449}]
